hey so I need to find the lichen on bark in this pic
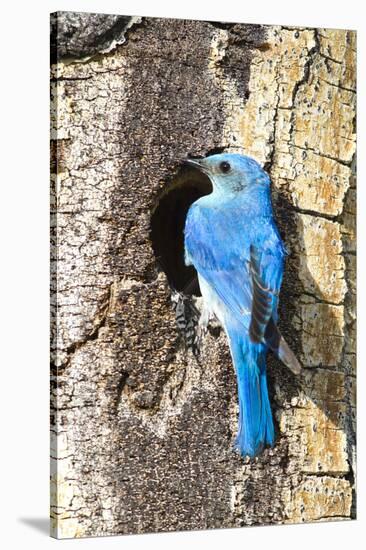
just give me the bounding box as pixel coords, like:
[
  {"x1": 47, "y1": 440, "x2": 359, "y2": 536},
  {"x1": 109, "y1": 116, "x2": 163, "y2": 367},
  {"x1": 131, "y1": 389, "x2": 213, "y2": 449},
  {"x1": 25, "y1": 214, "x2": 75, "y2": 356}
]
[{"x1": 50, "y1": 13, "x2": 356, "y2": 538}]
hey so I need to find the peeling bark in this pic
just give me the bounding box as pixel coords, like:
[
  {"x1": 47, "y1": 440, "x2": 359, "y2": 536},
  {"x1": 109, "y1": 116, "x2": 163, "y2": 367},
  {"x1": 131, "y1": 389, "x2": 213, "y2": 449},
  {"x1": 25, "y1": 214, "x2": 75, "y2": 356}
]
[{"x1": 50, "y1": 13, "x2": 356, "y2": 538}]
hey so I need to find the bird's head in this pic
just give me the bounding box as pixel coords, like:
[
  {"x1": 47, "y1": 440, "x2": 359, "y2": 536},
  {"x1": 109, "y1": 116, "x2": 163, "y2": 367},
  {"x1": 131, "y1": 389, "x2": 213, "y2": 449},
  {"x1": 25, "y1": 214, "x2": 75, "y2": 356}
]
[{"x1": 184, "y1": 153, "x2": 270, "y2": 196}]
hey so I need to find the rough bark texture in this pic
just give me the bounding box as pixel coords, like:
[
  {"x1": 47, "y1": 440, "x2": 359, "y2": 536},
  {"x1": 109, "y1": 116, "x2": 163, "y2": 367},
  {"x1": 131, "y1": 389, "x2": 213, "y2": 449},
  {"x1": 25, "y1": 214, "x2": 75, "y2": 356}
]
[{"x1": 50, "y1": 13, "x2": 356, "y2": 539}]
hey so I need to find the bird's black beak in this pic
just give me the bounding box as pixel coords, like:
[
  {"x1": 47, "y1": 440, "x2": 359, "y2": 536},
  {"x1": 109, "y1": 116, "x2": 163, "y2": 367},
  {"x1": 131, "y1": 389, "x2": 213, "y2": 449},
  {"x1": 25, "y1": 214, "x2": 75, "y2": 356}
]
[{"x1": 183, "y1": 158, "x2": 209, "y2": 175}]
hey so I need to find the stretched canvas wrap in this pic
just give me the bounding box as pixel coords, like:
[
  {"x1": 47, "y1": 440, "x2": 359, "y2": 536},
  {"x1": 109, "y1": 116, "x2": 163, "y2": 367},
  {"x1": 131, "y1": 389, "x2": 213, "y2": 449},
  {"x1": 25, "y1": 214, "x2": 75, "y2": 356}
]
[{"x1": 50, "y1": 12, "x2": 356, "y2": 539}]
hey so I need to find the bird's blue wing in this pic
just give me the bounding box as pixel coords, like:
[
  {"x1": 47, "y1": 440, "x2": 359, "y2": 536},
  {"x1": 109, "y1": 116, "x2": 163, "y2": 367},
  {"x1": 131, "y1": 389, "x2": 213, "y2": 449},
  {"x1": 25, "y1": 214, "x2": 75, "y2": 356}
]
[
  {"x1": 249, "y1": 244, "x2": 283, "y2": 342},
  {"x1": 184, "y1": 203, "x2": 285, "y2": 334}
]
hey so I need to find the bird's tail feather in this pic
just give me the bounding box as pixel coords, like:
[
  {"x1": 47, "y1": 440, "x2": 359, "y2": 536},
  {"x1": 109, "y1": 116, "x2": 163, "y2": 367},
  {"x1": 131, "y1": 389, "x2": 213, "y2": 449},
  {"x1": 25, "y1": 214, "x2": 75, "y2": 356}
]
[{"x1": 228, "y1": 329, "x2": 274, "y2": 458}]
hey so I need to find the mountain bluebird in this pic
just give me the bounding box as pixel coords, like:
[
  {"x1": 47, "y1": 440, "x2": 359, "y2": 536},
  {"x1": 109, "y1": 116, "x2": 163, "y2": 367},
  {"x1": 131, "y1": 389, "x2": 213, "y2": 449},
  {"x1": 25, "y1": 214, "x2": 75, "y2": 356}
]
[{"x1": 184, "y1": 153, "x2": 301, "y2": 458}]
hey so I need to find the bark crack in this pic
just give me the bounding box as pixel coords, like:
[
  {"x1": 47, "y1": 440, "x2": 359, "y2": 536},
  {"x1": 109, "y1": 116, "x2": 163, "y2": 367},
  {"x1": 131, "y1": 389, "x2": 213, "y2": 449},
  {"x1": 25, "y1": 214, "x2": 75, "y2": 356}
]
[{"x1": 55, "y1": 283, "x2": 114, "y2": 371}]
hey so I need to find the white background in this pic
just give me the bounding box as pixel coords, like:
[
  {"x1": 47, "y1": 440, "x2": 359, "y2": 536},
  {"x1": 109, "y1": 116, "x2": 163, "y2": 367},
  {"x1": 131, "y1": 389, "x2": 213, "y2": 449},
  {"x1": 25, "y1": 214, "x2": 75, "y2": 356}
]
[{"x1": 0, "y1": 0, "x2": 364, "y2": 547}]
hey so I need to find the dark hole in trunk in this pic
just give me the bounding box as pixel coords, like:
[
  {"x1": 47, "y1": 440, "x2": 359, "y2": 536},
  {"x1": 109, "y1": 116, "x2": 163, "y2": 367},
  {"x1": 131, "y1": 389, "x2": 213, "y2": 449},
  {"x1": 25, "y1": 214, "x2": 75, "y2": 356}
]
[{"x1": 150, "y1": 166, "x2": 212, "y2": 296}]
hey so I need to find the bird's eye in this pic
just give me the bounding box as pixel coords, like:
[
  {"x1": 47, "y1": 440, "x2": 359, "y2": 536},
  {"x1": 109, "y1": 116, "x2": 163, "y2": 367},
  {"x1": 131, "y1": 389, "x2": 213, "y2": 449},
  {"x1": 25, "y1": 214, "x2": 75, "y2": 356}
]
[{"x1": 220, "y1": 161, "x2": 231, "y2": 173}]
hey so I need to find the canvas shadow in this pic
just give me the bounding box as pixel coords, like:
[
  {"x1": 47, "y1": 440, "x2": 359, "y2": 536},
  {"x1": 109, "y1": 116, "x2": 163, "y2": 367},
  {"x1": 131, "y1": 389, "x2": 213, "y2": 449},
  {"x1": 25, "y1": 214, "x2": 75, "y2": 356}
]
[{"x1": 18, "y1": 517, "x2": 49, "y2": 536}]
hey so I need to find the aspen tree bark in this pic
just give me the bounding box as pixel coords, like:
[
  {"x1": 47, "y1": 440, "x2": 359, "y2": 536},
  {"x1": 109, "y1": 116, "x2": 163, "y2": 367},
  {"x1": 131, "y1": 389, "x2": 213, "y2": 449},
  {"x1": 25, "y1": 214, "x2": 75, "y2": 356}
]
[{"x1": 50, "y1": 13, "x2": 356, "y2": 538}]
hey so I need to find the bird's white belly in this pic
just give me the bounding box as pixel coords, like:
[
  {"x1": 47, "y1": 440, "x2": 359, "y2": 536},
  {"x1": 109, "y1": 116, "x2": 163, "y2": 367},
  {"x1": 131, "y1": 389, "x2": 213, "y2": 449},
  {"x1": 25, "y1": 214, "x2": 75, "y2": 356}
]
[
  {"x1": 198, "y1": 274, "x2": 228, "y2": 328},
  {"x1": 197, "y1": 273, "x2": 251, "y2": 331}
]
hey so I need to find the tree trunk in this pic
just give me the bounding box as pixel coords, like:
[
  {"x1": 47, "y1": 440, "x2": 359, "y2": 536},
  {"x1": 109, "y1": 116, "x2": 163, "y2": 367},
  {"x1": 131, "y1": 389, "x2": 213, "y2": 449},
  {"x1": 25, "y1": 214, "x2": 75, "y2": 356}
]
[{"x1": 50, "y1": 13, "x2": 356, "y2": 539}]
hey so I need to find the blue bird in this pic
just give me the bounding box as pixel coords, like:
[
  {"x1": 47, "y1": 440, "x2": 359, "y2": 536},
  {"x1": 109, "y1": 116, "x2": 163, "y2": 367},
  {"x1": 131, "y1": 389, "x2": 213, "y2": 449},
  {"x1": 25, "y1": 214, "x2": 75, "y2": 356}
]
[{"x1": 184, "y1": 153, "x2": 301, "y2": 458}]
